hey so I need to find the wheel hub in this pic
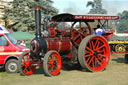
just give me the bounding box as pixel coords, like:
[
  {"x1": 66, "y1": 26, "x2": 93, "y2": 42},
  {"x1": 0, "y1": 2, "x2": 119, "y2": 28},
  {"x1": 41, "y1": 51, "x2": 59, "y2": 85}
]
[
  {"x1": 10, "y1": 65, "x2": 15, "y2": 70},
  {"x1": 8, "y1": 63, "x2": 17, "y2": 72},
  {"x1": 53, "y1": 61, "x2": 57, "y2": 65},
  {"x1": 93, "y1": 51, "x2": 98, "y2": 56},
  {"x1": 24, "y1": 61, "x2": 30, "y2": 66}
]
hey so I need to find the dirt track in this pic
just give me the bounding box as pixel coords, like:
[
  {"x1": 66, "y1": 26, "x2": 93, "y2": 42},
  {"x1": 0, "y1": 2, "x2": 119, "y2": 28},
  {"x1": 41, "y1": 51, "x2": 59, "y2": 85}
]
[{"x1": 1, "y1": 54, "x2": 128, "y2": 85}]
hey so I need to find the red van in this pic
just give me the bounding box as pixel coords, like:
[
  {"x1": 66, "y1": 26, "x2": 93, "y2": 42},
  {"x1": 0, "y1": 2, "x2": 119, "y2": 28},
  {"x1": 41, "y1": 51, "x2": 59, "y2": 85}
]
[{"x1": 0, "y1": 25, "x2": 29, "y2": 73}]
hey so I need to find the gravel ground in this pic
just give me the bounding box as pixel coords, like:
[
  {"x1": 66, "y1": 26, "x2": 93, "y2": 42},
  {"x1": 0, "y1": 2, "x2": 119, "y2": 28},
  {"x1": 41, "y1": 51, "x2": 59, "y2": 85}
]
[{"x1": 0, "y1": 54, "x2": 128, "y2": 85}]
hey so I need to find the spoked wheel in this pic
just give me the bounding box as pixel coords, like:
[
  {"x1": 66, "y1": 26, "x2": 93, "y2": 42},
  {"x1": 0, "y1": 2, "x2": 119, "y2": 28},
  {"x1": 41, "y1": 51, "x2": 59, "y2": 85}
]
[
  {"x1": 19, "y1": 52, "x2": 35, "y2": 76},
  {"x1": 43, "y1": 50, "x2": 61, "y2": 77},
  {"x1": 72, "y1": 22, "x2": 92, "y2": 46},
  {"x1": 78, "y1": 35, "x2": 110, "y2": 72},
  {"x1": 115, "y1": 44, "x2": 125, "y2": 52}
]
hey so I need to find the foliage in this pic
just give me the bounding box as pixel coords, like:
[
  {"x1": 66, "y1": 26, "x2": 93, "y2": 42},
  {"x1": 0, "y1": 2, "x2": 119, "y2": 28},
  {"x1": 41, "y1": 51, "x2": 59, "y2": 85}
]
[
  {"x1": 3, "y1": 0, "x2": 58, "y2": 31},
  {"x1": 116, "y1": 11, "x2": 128, "y2": 33},
  {"x1": 86, "y1": 0, "x2": 110, "y2": 30},
  {"x1": 86, "y1": 0, "x2": 107, "y2": 14}
]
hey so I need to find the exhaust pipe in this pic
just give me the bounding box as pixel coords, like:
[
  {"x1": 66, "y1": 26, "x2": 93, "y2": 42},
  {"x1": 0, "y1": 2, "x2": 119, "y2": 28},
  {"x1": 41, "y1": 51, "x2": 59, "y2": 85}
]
[{"x1": 34, "y1": 6, "x2": 41, "y2": 38}]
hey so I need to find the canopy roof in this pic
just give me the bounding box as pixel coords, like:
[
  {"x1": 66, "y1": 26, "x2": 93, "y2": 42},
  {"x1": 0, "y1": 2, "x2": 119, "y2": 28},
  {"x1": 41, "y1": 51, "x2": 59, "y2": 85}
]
[
  {"x1": 52, "y1": 13, "x2": 119, "y2": 22},
  {"x1": 11, "y1": 31, "x2": 35, "y2": 40}
]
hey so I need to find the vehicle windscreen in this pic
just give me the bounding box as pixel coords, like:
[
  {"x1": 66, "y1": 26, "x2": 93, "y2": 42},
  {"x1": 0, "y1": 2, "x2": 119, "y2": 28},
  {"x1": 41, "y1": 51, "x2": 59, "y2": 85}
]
[
  {"x1": 57, "y1": 22, "x2": 73, "y2": 30},
  {"x1": 6, "y1": 33, "x2": 17, "y2": 45}
]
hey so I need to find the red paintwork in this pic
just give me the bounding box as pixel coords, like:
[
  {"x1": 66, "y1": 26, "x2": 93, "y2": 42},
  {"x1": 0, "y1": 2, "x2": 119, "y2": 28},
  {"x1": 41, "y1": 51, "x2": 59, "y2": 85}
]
[
  {"x1": 84, "y1": 36, "x2": 110, "y2": 71},
  {"x1": 67, "y1": 51, "x2": 72, "y2": 59},
  {"x1": 48, "y1": 27, "x2": 71, "y2": 37},
  {"x1": 21, "y1": 12, "x2": 118, "y2": 75},
  {"x1": 74, "y1": 15, "x2": 119, "y2": 20},
  {"x1": 124, "y1": 30, "x2": 128, "y2": 33},
  {"x1": 62, "y1": 29, "x2": 71, "y2": 37},
  {"x1": 47, "y1": 38, "x2": 72, "y2": 53},
  {"x1": 102, "y1": 30, "x2": 114, "y2": 40},
  {"x1": 72, "y1": 23, "x2": 92, "y2": 46},
  {"x1": 47, "y1": 52, "x2": 61, "y2": 76},
  {"x1": 0, "y1": 33, "x2": 29, "y2": 65},
  {"x1": 48, "y1": 27, "x2": 56, "y2": 37},
  {"x1": 30, "y1": 40, "x2": 37, "y2": 53},
  {"x1": 112, "y1": 51, "x2": 128, "y2": 54},
  {"x1": 20, "y1": 53, "x2": 35, "y2": 75}
]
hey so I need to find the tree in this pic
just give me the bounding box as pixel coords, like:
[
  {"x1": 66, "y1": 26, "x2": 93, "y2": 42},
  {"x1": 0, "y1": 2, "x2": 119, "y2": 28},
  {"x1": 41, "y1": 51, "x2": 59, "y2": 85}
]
[
  {"x1": 4, "y1": 0, "x2": 58, "y2": 31},
  {"x1": 116, "y1": 11, "x2": 128, "y2": 33},
  {"x1": 86, "y1": 0, "x2": 107, "y2": 14}
]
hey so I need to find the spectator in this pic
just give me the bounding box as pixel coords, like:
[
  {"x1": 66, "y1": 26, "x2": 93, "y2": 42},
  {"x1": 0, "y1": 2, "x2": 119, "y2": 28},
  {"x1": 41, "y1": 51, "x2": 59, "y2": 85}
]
[
  {"x1": 20, "y1": 40, "x2": 26, "y2": 47},
  {"x1": 94, "y1": 25, "x2": 105, "y2": 35}
]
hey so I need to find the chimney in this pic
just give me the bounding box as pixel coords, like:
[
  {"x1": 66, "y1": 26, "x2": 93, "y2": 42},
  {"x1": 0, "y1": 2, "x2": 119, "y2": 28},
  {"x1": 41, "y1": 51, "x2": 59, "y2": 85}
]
[{"x1": 34, "y1": 6, "x2": 41, "y2": 38}]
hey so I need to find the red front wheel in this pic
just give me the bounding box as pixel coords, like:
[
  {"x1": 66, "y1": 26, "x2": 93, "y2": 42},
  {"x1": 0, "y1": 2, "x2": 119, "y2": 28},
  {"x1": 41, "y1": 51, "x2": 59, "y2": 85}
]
[
  {"x1": 43, "y1": 50, "x2": 61, "y2": 77},
  {"x1": 78, "y1": 35, "x2": 110, "y2": 72},
  {"x1": 19, "y1": 52, "x2": 35, "y2": 76}
]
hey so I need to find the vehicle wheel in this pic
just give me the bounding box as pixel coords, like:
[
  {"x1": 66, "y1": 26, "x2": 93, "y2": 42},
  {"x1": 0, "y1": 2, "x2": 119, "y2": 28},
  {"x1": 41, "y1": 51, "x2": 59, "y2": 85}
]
[
  {"x1": 125, "y1": 54, "x2": 128, "y2": 63},
  {"x1": 115, "y1": 44, "x2": 125, "y2": 52},
  {"x1": 19, "y1": 52, "x2": 35, "y2": 76},
  {"x1": 78, "y1": 35, "x2": 110, "y2": 72},
  {"x1": 72, "y1": 22, "x2": 92, "y2": 47},
  {"x1": 43, "y1": 50, "x2": 61, "y2": 77},
  {"x1": 5, "y1": 59, "x2": 19, "y2": 73}
]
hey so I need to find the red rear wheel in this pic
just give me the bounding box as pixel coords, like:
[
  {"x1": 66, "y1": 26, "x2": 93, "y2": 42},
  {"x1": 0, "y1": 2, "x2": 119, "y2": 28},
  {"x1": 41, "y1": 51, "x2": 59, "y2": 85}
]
[
  {"x1": 43, "y1": 50, "x2": 61, "y2": 76},
  {"x1": 78, "y1": 35, "x2": 110, "y2": 72},
  {"x1": 19, "y1": 52, "x2": 35, "y2": 75}
]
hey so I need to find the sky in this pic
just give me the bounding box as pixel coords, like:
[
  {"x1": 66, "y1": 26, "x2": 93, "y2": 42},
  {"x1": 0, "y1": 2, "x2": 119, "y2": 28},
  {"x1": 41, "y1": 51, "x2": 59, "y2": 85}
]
[
  {"x1": 52, "y1": 0, "x2": 128, "y2": 15},
  {"x1": 8, "y1": 0, "x2": 128, "y2": 15}
]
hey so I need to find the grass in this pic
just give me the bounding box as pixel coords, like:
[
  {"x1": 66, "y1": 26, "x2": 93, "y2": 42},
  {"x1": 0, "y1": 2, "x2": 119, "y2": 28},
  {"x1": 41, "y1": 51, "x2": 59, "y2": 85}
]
[{"x1": 1, "y1": 54, "x2": 128, "y2": 85}]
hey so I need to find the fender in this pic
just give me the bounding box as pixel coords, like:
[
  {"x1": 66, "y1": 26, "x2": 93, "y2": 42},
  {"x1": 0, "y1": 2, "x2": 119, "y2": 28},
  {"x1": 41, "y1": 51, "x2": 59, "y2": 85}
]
[{"x1": 4, "y1": 55, "x2": 19, "y2": 64}]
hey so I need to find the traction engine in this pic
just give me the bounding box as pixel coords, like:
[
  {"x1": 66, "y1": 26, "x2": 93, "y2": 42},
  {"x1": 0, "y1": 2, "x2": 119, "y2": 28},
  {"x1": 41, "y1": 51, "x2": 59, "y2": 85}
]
[{"x1": 19, "y1": 6, "x2": 114, "y2": 76}]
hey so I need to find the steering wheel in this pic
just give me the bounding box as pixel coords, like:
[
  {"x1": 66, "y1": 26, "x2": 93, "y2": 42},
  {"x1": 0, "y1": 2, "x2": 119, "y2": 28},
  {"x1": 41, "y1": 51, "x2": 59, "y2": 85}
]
[{"x1": 71, "y1": 22, "x2": 92, "y2": 47}]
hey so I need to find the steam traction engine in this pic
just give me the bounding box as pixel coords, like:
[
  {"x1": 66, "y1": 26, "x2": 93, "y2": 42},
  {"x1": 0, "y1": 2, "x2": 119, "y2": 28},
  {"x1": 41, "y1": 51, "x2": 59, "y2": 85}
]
[{"x1": 19, "y1": 6, "x2": 118, "y2": 76}]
